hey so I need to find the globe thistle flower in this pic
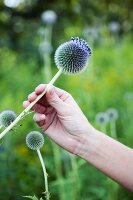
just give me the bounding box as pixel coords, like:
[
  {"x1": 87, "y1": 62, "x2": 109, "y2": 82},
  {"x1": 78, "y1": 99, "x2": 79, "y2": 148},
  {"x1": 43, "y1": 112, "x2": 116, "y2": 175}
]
[
  {"x1": 26, "y1": 131, "x2": 49, "y2": 199},
  {"x1": 0, "y1": 110, "x2": 17, "y2": 128},
  {"x1": 26, "y1": 131, "x2": 44, "y2": 150},
  {"x1": 83, "y1": 27, "x2": 99, "y2": 40},
  {"x1": 95, "y1": 112, "x2": 109, "y2": 125},
  {"x1": 0, "y1": 37, "x2": 92, "y2": 141},
  {"x1": 41, "y1": 10, "x2": 57, "y2": 25},
  {"x1": 124, "y1": 92, "x2": 133, "y2": 101},
  {"x1": 54, "y1": 37, "x2": 91, "y2": 74},
  {"x1": 106, "y1": 108, "x2": 119, "y2": 121},
  {"x1": 108, "y1": 21, "x2": 120, "y2": 33}
]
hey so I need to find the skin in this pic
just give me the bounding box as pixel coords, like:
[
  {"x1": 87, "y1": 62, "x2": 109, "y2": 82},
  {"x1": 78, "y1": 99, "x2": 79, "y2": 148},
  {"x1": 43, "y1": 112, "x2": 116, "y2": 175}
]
[{"x1": 23, "y1": 84, "x2": 133, "y2": 192}]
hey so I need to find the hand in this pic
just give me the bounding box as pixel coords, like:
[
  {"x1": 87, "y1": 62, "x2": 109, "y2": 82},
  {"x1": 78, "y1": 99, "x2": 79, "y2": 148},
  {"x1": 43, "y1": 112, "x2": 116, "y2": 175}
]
[{"x1": 23, "y1": 84, "x2": 93, "y2": 154}]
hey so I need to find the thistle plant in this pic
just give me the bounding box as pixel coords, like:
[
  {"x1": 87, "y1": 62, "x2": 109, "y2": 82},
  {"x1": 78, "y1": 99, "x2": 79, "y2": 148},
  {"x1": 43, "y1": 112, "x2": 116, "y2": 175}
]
[
  {"x1": 0, "y1": 37, "x2": 91, "y2": 141},
  {"x1": 41, "y1": 10, "x2": 57, "y2": 25},
  {"x1": 106, "y1": 108, "x2": 118, "y2": 139},
  {"x1": 108, "y1": 21, "x2": 121, "y2": 44},
  {"x1": 26, "y1": 131, "x2": 50, "y2": 200},
  {"x1": 124, "y1": 91, "x2": 133, "y2": 121},
  {"x1": 40, "y1": 10, "x2": 57, "y2": 82},
  {"x1": 105, "y1": 108, "x2": 119, "y2": 200},
  {"x1": 0, "y1": 110, "x2": 16, "y2": 129},
  {"x1": 95, "y1": 112, "x2": 109, "y2": 133}
]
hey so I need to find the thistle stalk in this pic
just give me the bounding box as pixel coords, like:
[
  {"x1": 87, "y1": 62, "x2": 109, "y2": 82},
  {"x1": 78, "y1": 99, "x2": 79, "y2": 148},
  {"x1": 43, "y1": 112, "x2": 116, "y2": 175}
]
[
  {"x1": 0, "y1": 37, "x2": 91, "y2": 141},
  {"x1": 0, "y1": 69, "x2": 62, "y2": 140},
  {"x1": 37, "y1": 149, "x2": 49, "y2": 200}
]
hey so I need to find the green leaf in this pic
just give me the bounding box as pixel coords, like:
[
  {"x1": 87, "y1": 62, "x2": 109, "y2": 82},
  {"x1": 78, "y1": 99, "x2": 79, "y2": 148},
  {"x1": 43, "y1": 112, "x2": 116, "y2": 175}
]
[{"x1": 23, "y1": 195, "x2": 39, "y2": 200}]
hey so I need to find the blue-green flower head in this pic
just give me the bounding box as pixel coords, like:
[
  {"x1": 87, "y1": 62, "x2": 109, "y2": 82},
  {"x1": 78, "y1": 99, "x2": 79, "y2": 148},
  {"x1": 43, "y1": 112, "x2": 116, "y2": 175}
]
[
  {"x1": 54, "y1": 37, "x2": 92, "y2": 74},
  {"x1": 41, "y1": 10, "x2": 57, "y2": 25},
  {"x1": 106, "y1": 108, "x2": 118, "y2": 121},
  {"x1": 0, "y1": 110, "x2": 16, "y2": 128},
  {"x1": 26, "y1": 131, "x2": 44, "y2": 150},
  {"x1": 95, "y1": 112, "x2": 109, "y2": 125}
]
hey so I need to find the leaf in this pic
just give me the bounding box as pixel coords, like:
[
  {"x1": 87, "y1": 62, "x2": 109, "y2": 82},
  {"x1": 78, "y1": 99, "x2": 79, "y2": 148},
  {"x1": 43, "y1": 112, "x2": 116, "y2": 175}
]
[{"x1": 23, "y1": 195, "x2": 39, "y2": 200}]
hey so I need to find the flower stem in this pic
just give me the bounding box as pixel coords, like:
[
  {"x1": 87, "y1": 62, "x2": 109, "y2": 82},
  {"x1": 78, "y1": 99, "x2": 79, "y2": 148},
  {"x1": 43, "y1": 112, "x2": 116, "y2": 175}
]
[
  {"x1": 110, "y1": 120, "x2": 117, "y2": 139},
  {"x1": 0, "y1": 68, "x2": 62, "y2": 141},
  {"x1": 37, "y1": 149, "x2": 49, "y2": 200}
]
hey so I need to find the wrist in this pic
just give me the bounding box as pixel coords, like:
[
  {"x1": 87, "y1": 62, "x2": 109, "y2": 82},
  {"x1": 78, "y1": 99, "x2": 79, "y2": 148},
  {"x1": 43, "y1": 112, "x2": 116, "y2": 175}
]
[{"x1": 73, "y1": 123, "x2": 100, "y2": 159}]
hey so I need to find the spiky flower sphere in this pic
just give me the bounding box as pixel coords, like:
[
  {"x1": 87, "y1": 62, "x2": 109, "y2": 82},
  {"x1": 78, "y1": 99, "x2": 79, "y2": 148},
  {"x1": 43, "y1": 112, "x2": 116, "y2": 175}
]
[
  {"x1": 41, "y1": 10, "x2": 57, "y2": 25},
  {"x1": 54, "y1": 37, "x2": 91, "y2": 74},
  {"x1": 26, "y1": 131, "x2": 44, "y2": 150},
  {"x1": 0, "y1": 110, "x2": 17, "y2": 128},
  {"x1": 106, "y1": 108, "x2": 118, "y2": 121},
  {"x1": 95, "y1": 112, "x2": 109, "y2": 125}
]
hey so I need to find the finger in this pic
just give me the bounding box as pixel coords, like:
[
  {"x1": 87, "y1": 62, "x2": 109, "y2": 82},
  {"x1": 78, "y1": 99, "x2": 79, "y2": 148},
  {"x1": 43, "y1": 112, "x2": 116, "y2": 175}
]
[
  {"x1": 33, "y1": 113, "x2": 46, "y2": 127},
  {"x1": 46, "y1": 86, "x2": 68, "y2": 112},
  {"x1": 23, "y1": 100, "x2": 30, "y2": 108},
  {"x1": 35, "y1": 84, "x2": 46, "y2": 95},
  {"x1": 32, "y1": 103, "x2": 46, "y2": 114},
  {"x1": 28, "y1": 92, "x2": 37, "y2": 102}
]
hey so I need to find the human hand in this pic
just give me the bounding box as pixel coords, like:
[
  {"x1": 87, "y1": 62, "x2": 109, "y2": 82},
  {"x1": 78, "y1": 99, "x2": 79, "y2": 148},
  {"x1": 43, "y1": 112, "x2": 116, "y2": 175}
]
[{"x1": 23, "y1": 84, "x2": 93, "y2": 154}]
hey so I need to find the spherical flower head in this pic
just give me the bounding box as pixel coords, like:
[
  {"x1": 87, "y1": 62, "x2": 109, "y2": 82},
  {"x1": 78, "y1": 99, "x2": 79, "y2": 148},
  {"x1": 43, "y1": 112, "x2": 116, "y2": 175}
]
[
  {"x1": 108, "y1": 21, "x2": 120, "y2": 33},
  {"x1": 124, "y1": 92, "x2": 133, "y2": 101},
  {"x1": 54, "y1": 37, "x2": 92, "y2": 74},
  {"x1": 41, "y1": 10, "x2": 57, "y2": 25},
  {"x1": 106, "y1": 108, "x2": 118, "y2": 121},
  {"x1": 95, "y1": 112, "x2": 109, "y2": 125},
  {"x1": 0, "y1": 110, "x2": 17, "y2": 128},
  {"x1": 26, "y1": 131, "x2": 44, "y2": 150}
]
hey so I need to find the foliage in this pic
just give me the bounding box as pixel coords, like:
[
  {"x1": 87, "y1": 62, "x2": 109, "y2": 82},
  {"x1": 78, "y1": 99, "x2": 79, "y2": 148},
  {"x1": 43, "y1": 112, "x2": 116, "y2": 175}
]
[{"x1": 0, "y1": 0, "x2": 133, "y2": 199}]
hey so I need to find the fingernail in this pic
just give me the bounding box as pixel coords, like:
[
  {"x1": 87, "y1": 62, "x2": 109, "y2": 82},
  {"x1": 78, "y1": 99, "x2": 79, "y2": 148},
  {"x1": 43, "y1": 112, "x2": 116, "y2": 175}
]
[{"x1": 40, "y1": 114, "x2": 45, "y2": 120}]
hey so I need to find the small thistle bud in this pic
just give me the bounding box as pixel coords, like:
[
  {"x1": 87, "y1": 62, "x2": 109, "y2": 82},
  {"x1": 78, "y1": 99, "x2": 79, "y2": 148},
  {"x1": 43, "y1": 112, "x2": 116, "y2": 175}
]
[
  {"x1": 0, "y1": 110, "x2": 17, "y2": 128},
  {"x1": 54, "y1": 37, "x2": 92, "y2": 74},
  {"x1": 106, "y1": 108, "x2": 118, "y2": 121},
  {"x1": 26, "y1": 131, "x2": 44, "y2": 150},
  {"x1": 41, "y1": 10, "x2": 57, "y2": 25},
  {"x1": 95, "y1": 112, "x2": 109, "y2": 125}
]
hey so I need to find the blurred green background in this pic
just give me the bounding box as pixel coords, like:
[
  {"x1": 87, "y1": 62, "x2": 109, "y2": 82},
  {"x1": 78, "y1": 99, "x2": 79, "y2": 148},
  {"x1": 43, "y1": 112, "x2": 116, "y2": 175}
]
[{"x1": 0, "y1": 0, "x2": 133, "y2": 199}]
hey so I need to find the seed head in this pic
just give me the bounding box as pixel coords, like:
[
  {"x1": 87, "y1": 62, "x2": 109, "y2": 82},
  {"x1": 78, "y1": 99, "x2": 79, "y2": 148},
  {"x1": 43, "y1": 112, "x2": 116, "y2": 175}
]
[
  {"x1": 54, "y1": 37, "x2": 91, "y2": 74},
  {"x1": 41, "y1": 10, "x2": 57, "y2": 25},
  {"x1": 95, "y1": 112, "x2": 109, "y2": 125},
  {"x1": 26, "y1": 131, "x2": 44, "y2": 150},
  {"x1": 106, "y1": 108, "x2": 118, "y2": 121},
  {"x1": 0, "y1": 110, "x2": 17, "y2": 128}
]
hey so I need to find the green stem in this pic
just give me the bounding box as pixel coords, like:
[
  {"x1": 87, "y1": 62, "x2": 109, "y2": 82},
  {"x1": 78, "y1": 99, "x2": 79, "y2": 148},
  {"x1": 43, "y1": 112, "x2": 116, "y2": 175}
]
[
  {"x1": 70, "y1": 155, "x2": 81, "y2": 195},
  {"x1": 110, "y1": 120, "x2": 117, "y2": 139},
  {"x1": 0, "y1": 68, "x2": 62, "y2": 141},
  {"x1": 43, "y1": 53, "x2": 52, "y2": 82},
  {"x1": 52, "y1": 143, "x2": 66, "y2": 200},
  {"x1": 43, "y1": 25, "x2": 53, "y2": 82},
  {"x1": 37, "y1": 149, "x2": 50, "y2": 200},
  {"x1": 108, "y1": 120, "x2": 118, "y2": 200},
  {"x1": 100, "y1": 123, "x2": 107, "y2": 133}
]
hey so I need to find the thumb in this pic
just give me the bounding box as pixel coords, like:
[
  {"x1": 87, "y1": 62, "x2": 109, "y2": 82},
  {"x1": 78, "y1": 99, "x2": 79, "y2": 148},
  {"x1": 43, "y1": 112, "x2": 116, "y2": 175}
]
[{"x1": 46, "y1": 86, "x2": 65, "y2": 112}]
